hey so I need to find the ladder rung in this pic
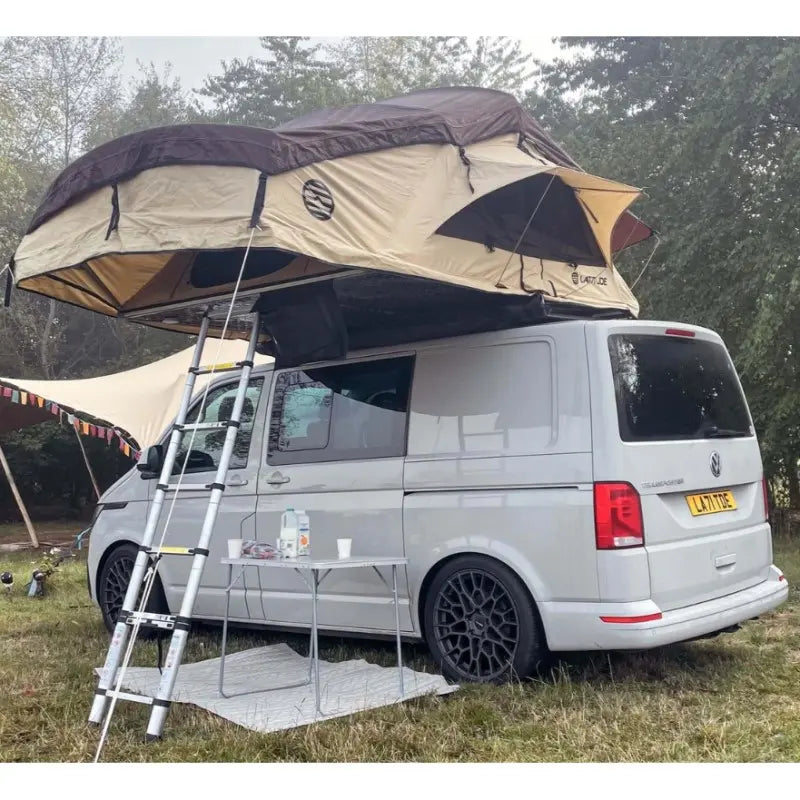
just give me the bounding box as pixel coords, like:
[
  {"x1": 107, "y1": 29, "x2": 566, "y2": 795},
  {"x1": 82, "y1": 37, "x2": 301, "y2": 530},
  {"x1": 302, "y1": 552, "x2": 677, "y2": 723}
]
[
  {"x1": 145, "y1": 546, "x2": 201, "y2": 557},
  {"x1": 122, "y1": 610, "x2": 177, "y2": 629},
  {"x1": 190, "y1": 361, "x2": 242, "y2": 376},
  {"x1": 105, "y1": 689, "x2": 154, "y2": 705},
  {"x1": 161, "y1": 484, "x2": 210, "y2": 492},
  {"x1": 176, "y1": 421, "x2": 228, "y2": 432}
]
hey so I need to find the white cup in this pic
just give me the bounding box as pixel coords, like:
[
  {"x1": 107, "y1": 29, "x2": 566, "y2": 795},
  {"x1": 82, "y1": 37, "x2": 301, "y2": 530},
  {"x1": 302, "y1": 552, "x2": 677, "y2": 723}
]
[
  {"x1": 337, "y1": 538, "x2": 352, "y2": 560},
  {"x1": 227, "y1": 539, "x2": 243, "y2": 559}
]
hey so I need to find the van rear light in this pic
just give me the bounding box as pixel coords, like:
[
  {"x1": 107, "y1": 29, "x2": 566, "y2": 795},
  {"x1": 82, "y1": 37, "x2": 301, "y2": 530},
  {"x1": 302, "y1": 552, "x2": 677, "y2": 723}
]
[
  {"x1": 665, "y1": 328, "x2": 696, "y2": 337},
  {"x1": 762, "y1": 476, "x2": 770, "y2": 522},
  {"x1": 594, "y1": 482, "x2": 644, "y2": 549}
]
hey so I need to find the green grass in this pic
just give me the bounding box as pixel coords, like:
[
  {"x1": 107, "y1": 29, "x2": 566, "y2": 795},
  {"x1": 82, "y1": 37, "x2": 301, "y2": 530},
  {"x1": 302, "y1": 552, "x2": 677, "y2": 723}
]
[{"x1": 1, "y1": 540, "x2": 799, "y2": 762}]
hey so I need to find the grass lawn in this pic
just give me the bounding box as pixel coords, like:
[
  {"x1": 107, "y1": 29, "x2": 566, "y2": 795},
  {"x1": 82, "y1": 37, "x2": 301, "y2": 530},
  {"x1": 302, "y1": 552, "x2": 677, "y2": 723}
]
[{"x1": 1, "y1": 538, "x2": 799, "y2": 762}]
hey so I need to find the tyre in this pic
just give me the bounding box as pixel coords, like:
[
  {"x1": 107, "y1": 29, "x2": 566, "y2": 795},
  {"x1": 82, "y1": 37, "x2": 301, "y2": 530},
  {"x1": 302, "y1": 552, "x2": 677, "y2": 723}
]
[
  {"x1": 423, "y1": 555, "x2": 546, "y2": 683},
  {"x1": 97, "y1": 543, "x2": 169, "y2": 635}
]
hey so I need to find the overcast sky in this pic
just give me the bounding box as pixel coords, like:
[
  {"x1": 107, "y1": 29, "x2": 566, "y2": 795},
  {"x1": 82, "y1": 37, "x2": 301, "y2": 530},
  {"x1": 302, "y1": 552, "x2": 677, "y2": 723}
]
[{"x1": 119, "y1": 36, "x2": 563, "y2": 94}]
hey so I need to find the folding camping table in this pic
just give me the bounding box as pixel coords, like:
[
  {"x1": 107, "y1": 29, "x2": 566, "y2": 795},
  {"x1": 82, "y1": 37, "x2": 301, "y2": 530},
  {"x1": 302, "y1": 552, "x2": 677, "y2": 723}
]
[{"x1": 218, "y1": 555, "x2": 409, "y2": 716}]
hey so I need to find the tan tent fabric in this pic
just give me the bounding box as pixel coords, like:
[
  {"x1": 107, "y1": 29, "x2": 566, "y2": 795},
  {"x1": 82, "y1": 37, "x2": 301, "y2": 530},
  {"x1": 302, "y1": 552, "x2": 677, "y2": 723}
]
[
  {"x1": 0, "y1": 341, "x2": 273, "y2": 448},
  {"x1": 13, "y1": 134, "x2": 642, "y2": 327}
]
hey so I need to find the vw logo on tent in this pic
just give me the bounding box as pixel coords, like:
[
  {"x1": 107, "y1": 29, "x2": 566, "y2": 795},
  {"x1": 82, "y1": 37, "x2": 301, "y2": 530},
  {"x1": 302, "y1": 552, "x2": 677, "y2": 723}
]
[
  {"x1": 710, "y1": 451, "x2": 721, "y2": 478},
  {"x1": 302, "y1": 179, "x2": 335, "y2": 221}
]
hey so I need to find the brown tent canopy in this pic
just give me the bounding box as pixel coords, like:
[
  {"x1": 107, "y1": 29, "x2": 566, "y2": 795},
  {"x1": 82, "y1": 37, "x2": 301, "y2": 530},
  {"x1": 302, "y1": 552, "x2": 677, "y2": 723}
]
[{"x1": 10, "y1": 87, "x2": 649, "y2": 350}]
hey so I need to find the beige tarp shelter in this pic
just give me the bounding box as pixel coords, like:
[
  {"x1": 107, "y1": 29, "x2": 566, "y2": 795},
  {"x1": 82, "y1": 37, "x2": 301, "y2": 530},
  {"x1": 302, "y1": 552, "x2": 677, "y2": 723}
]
[
  {"x1": 0, "y1": 342, "x2": 272, "y2": 546},
  {"x1": 8, "y1": 88, "x2": 649, "y2": 356},
  {"x1": 0, "y1": 340, "x2": 272, "y2": 449}
]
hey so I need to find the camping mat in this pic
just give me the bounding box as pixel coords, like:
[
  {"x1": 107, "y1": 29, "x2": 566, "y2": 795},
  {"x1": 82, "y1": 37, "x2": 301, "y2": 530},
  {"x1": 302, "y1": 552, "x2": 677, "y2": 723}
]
[{"x1": 100, "y1": 644, "x2": 458, "y2": 733}]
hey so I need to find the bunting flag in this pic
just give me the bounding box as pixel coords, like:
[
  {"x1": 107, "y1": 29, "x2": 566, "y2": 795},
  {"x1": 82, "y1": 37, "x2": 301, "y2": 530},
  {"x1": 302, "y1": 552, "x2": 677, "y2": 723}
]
[{"x1": 0, "y1": 379, "x2": 140, "y2": 460}]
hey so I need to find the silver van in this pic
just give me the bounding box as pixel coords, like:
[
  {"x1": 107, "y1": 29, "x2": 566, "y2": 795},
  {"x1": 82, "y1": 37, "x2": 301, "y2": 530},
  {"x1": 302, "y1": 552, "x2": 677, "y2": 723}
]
[{"x1": 87, "y1": 318, "x2": 788, "y2": 682}]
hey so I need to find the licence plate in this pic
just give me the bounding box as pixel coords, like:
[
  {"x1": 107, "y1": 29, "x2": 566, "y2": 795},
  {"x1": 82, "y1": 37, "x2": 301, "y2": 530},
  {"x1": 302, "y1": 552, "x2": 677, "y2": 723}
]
[{"x1": 686, "y1": 490, "x2": 737, "y2": 516}]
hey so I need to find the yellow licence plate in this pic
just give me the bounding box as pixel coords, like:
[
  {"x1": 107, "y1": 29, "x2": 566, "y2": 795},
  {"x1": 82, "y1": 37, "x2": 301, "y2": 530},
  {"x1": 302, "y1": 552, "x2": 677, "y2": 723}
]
[{"x1": 686, "y1": 490, "x2": 737, "y2": 516}]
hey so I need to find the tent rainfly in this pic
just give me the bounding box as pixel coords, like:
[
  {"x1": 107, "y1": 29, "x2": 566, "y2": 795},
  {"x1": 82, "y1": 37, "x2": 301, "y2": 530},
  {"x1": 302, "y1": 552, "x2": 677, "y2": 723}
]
[
  {"x1": 0, "y1": 341, "x2": 272, "y2": 546},
  {"x1": 8, "y1": 87, "x2": 652, "y2": 362}
]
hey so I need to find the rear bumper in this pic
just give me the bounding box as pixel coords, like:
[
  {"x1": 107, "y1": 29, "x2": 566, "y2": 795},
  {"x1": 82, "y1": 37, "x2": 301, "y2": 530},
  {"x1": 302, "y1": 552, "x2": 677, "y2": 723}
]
[{"x1": 540, "y1": 565, "x2": 788, "y2": 651}]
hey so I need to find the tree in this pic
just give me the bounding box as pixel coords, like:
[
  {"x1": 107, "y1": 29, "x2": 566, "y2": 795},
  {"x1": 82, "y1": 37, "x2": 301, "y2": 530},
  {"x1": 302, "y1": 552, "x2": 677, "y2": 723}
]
[
  {"x1": 88, "y1": 62, "x2": 203, "y2": 147},
  {"x1": 532, "y1": 37, "x2": 800, "y2": 488},
  {"x1": 0, "y1": 37, "x2": 123, "y2": 379},
  {"x1": 199, "y1": 37, "x2": 345, "y2": 126},
  {"x1": 462, "y1": 37, "x2": 533, "y2": 96}
]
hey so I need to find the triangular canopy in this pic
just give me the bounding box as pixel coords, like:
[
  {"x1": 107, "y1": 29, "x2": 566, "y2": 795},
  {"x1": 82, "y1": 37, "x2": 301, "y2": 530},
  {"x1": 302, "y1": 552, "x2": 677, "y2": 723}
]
[
  {"x1": 0, "y1": 342, "x2": 273, "y2": 449},
  {"x1": 10, "y1": 87, "x2": 648, "y2": 341}
]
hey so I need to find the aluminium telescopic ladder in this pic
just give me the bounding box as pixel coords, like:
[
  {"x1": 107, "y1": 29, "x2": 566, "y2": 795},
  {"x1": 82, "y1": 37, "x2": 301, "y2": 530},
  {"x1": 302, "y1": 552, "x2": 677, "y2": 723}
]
[{"x1": 88, "y1": 310, "x2": 261, "y2": 743}]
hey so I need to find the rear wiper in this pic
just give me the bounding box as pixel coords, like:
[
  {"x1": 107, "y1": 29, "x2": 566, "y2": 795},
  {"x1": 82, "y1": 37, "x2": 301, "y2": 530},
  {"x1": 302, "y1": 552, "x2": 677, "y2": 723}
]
[{"x1": 700, "y1": 425, "x2": 749, "y2": 438}]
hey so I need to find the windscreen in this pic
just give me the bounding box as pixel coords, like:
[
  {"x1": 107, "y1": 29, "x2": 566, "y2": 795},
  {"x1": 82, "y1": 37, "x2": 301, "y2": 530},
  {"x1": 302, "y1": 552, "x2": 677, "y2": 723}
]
[{"x1": 608, "y1": 334, "x2": 753, "y2": 442}]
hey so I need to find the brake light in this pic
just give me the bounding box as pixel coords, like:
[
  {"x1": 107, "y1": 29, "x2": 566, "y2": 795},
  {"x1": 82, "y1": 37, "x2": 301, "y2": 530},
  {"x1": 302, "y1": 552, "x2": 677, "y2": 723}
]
[
  {"x1": 594, "y1": 482, "x2": 644, "y2": 549},
  {"x1": 665, "y1": 328, "x2": 696, "y2": 337},
  {"x1": 762, "y1": 476, "x2": 770, "y2": 522}
]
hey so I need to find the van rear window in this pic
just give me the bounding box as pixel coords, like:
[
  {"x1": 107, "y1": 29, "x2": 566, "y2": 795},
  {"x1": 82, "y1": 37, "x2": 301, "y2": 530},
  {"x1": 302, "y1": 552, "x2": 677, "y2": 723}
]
[{"x1": 608, "y1": 334, "x2": 753, "y2": 442}]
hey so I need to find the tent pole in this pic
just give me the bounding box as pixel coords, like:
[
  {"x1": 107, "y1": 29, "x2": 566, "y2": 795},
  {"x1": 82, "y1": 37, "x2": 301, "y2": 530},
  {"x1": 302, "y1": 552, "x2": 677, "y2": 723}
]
[
  {"x1": 73, "y1": 427, "x2": 101, "y2": 501},
  {"x1": 0, "y1": 441, "x2": 39, "y2": 548}
]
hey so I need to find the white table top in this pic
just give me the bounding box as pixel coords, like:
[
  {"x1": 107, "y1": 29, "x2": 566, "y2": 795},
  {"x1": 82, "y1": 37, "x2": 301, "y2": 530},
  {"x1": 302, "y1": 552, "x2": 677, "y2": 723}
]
[{"x1": 222, "y1": 555, "x2": 408, "y2": 570}]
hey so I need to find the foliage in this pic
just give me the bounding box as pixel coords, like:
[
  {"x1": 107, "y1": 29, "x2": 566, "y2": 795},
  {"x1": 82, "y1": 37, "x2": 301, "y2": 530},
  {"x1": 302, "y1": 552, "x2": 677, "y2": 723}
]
[
  {"x1": 530, "y1": 37, "x2": 800, "y2": 494},
  {"x1": 199, "y1": 36, "x2": 534, "y2": 123},
  {"x1": 2, "y1": 36, "x2": 800, "y2": 517},
  {"x1": 199, "y1": 37, "x2": 346, "y2": 126}
]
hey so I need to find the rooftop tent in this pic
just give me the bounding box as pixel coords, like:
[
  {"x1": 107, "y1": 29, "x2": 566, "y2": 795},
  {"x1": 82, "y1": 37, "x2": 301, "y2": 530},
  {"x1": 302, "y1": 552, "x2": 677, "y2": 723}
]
[
  {"x1": 0, "y1": 340, "x2": 273, "y2": 449},
  {"x1": 9, "y1": 87, "x2": 651, "y2": 350}
]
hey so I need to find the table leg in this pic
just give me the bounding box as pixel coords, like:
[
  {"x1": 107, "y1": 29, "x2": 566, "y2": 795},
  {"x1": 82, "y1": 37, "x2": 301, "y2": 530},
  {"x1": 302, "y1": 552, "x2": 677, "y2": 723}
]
[
  {"x1": 218, "y1": 563, "x2": 233, "y2": 697},
  {"x1": 393, "y1": 564, "x2": 404, "y2": 697},
  {"x1": 311, "y1": 568, "x2": 321, "y2": 715}
]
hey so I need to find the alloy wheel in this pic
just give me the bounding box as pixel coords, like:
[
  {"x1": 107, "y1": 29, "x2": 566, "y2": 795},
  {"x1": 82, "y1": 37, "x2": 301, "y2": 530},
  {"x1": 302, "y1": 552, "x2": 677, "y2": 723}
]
[{"x1": 432, "y1": 568, "x2": 520, "y2": 681}]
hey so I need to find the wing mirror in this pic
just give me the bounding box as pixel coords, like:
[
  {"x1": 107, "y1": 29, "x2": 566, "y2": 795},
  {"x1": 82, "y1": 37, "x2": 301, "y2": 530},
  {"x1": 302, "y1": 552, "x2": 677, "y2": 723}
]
[{"x1": 136, "y1": 444, "x2": 164, "y2": 476}]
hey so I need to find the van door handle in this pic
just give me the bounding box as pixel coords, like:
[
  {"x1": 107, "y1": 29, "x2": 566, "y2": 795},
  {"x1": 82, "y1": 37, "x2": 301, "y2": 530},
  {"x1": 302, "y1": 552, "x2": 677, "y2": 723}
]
[
  {"x1": 266, "y1": 472, "x2": 290, "y2": 486},
  {"x1": 227, "y1": 475, "x2": 248, "y2": 487}
]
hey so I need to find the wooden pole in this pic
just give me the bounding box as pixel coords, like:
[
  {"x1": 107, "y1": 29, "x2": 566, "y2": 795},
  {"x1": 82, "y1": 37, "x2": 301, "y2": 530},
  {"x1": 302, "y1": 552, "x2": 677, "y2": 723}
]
[
  {"x1": 0, "y1": 441, "x2": 39, "y2": 548},
  {"x1": 73, "y1": 426, "x2": 101, "y2": 501}
]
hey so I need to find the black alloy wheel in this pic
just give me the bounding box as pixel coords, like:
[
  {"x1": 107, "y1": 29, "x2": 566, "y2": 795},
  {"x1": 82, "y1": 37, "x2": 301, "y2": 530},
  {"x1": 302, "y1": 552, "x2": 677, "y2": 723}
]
[{"x1": 424, "y1": 555, "x2": 545, "y2": 683}]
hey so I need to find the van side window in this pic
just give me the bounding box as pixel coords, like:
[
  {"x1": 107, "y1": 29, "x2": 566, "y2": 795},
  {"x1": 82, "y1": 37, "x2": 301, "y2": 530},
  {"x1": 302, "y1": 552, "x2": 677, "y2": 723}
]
[
  {"x1": 407, "y1": 343, "x2": 554, "y2": 457},
  {"x1": 267, "y1": 357, "x2": 413, "y2": 465},
  {"x1": 173, "y1": 377, "x2": 264, "y2": 473}
]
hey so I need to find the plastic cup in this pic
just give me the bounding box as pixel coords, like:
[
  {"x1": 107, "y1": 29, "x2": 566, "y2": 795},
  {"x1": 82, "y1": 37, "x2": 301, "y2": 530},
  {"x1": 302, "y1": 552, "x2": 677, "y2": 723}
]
[
  {"x1": 337, "y1": 538, "x2": 352, "y2": 560},
  {"x1": 227, "y1": 539, "x2": 244, "y2": 559}
]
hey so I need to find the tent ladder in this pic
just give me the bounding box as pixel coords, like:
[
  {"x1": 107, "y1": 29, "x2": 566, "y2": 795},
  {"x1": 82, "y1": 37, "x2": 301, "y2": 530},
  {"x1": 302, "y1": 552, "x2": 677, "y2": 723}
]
[{"x1": 88, "y1": 309, "x2": 262, "y2": 751}]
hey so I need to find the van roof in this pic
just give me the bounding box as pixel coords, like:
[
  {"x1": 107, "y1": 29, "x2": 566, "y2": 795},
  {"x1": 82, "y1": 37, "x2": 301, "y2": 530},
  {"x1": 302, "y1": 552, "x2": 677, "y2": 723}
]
[{"x1": 226, "y1": 318, "x2": 723, "y2": 385}]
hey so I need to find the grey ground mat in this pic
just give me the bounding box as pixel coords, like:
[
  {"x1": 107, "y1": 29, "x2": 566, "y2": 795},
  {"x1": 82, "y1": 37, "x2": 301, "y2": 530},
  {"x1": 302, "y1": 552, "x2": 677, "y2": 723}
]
[{"x1": 101, "y1": 643, "x2": 458, "y2": 733}]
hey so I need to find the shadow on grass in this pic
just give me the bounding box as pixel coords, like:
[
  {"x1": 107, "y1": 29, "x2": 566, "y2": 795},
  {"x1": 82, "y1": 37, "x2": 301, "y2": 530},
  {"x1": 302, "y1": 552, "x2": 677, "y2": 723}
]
[{"x1": 184, "y1": 617, "x2": 745, "y2": 695}]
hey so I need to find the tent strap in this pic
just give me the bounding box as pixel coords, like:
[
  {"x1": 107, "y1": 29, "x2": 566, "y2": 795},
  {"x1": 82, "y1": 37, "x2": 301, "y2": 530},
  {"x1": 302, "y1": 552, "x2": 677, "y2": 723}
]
[
  {"x1": 104, "y1": 184, "x2": 120, "y2": 241},
  {"x1": 249, "y1": 172, "x2": 268, "y2": 228},
  {"x1": 457, "y1": 147, "x2": 475, "y2": 194}
]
